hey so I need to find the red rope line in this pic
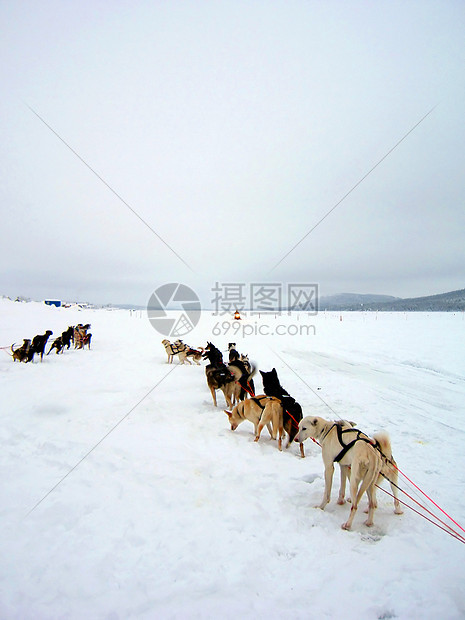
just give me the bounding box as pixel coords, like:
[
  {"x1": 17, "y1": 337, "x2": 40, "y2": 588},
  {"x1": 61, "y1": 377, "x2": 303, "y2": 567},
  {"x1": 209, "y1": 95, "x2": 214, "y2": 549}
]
[
  {"x1": 392, "y1": 463, "x2": 465, "y2": 535},
  {"x1": 376, "y1": 486, "x2": 465, "y2": 545}
]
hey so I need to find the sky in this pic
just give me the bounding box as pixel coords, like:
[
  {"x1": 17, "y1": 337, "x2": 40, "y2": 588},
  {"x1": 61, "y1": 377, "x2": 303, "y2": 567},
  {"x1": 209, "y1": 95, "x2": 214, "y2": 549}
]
[{"x1": 1, "y1": 0, "x2": 464, "y2": 308}]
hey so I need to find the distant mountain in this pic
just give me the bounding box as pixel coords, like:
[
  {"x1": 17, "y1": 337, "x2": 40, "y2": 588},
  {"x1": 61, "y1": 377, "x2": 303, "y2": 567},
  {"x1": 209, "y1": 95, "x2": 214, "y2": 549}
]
[
  {"x1": 319, "y1": 288, "x2": 465, "y2": 311},
  {"x1": 319, "y1": 293, "x2": 400, "y2": 309}
]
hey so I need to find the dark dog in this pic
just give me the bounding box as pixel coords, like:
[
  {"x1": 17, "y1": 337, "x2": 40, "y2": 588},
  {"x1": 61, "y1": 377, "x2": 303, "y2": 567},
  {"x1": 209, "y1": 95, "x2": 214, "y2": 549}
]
[
  {"x1": 61, "y1": 326, "x2": 74, "y2": 349},
  {"x1": 27, "y1": 330, "x2": 53, "y2": 362},
  {"x1": 203, "y1": 342, "x2": 235, "y2": 407},
  {"x1": 260, "y1": 368, "x2": 304, "y2": 457},
  {"x1": 228, "y1": 343, "x2": 240, "y2": 362},
  {"x1": 203, "y1": 342, "x2": 256, "y2": 406},
  {"x1": 11, "y1": 339, "x2": 31, "y2": 362},
  {"x1": 47, "y1": 336, "x2": 64, "y2": 355},
  {"x1": 239, "y1": 354, "x2": 255, "y2": 397},
  {"x1": 203, "y1": 342, "x2": 224, "y2": 365}
]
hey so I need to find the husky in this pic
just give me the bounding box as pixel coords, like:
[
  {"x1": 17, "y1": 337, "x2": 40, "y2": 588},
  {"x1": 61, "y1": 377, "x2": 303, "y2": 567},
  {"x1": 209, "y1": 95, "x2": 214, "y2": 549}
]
[
  {"x1": 47, "y1": 336, "x2": 64, "y2": 355},
  {"x1": 260, "y1": 368, "x2": 304, "y2": 457},
  {"x1": 162, "y1": 339, "x2": 183, "y2": 363},
  {"x1": 239, "y1": 354, "x2": 255, "y2": 396},
  {"x1": 11, "y1": 339, "x2": 31, "y2": 362},
  {"x1": 296, "y1": 416, "x2": 403, "y2": 530},
  {"x1": 224, "y1": 395, "x2": 284, "y2": 448},
  {"x1": 228, "y1": 343, "x2": 240, "y2": 362},
  {"x1": 175, "y1": 341, "x2": 203, "y2": 365},
  {"x1": 205, "y1": 364, "x2": 235, "y2": 408},
  {"x1": 27, "y1": 330, "x2": 53, "y2": 362},
  {"x1": 203, "y1": 342, "x2": 256, "y2": 407},
  {"x1": 74, "y1": 324, "x2": 91, "y2": 350}
]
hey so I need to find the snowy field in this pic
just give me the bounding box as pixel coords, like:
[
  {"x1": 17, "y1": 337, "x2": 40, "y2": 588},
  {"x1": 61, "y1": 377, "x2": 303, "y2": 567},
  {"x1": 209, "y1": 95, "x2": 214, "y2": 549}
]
[{"x1": 1, "y1": 298, "x2": 464, "y2": 619}]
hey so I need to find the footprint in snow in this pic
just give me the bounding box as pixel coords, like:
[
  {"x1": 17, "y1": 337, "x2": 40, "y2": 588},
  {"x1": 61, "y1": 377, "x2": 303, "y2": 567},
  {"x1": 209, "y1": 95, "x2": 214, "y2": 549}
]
[{"x1": 301, "y1": 473, "x2": 320, "y2": 484}]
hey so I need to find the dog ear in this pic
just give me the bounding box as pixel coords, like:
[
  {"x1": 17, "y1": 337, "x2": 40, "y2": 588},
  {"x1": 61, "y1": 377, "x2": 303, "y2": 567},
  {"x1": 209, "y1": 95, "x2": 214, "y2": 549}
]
[
  {"x1": 312, "y1": 418, "x2": 318, "y2": 425},
  {"x1": 224, "y1": 410, "x2": 232, "y2": 417},
  {"x1": 259, "y1": 370, "x2": 264, "y2": 377}
]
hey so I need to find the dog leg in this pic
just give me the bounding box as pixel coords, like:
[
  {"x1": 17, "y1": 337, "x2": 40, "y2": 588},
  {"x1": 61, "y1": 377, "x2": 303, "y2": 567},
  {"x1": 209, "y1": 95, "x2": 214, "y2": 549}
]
[
  {"x1": 343, "y1": 458, "x2": 379, "y2": 530},
  {"x1": 276, "y1": 411, "x2": 284, "y2": 451},
  {"x1": 320, "y1": 463, "x2": 335, "y2": 510},
  {"x1": 210, "y1": 386, "x2": 217, "y2": 407},
  {"x1": 342, "y1": 471, "x2": 363, "y2": 530},
  {"x1": 364, "y1": 485, "x2": 377, "y2": 527},
  {"x1": 222, "y1": 388, "x2": 233, "y2": 409},
  {"x1": 254, "y1": 416, "x2": 271, "y2": 443},
  {"x1": 388, "y1": 458, "x2": 404, "y2": 515},
  {"x1": 337, "y1": 465, "x2": 350, "y2": 505}
]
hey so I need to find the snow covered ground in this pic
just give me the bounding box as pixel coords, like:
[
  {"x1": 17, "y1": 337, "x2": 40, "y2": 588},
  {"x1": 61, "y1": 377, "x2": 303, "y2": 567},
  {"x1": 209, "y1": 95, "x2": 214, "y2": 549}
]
[{"x1": 1, "y1": 299, "x2": 464, "y2": 619}]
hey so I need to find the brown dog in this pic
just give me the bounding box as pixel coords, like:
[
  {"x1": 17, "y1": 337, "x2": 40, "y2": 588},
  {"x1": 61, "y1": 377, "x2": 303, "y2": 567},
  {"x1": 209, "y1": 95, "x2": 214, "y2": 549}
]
[
  {"x1": 11, "y1": 339, "x2": 31, "y2": 362},
  {"x1": 225, "y1": 396, "x2": 284, "y2": 448}
]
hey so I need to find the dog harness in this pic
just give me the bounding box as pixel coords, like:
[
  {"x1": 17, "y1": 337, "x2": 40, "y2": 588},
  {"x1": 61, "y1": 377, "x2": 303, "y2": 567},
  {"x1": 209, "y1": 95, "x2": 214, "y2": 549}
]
[{"x1": 327, "y1": 424, "x2": 377, "y2": 463}]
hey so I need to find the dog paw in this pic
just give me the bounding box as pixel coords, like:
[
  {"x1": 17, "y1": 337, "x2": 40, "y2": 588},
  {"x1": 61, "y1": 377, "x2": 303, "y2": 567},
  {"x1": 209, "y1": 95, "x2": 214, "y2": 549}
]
[
  {"x1": 337, "y1": 499, "x2": 346, "y2": 505},
  {"x1": 364, "y1": 520, "x2": 374, "y2": 527},
  {"x1": 341, "y1": 522, "x2": 351, "y2": 530}
]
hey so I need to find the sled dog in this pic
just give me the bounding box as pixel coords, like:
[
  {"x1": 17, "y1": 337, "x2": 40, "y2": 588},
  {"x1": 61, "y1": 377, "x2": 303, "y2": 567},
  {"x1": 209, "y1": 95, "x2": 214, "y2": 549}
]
[
  {"x1": 224, "y1": 395, "x2": 284, "y2": 448},
  {"x1": 74, "y1": 324, "x2": 91, "y2": 350},
  {"x1": 205, "y1": 364, "x2": 235, "y2": 408},
  {"x1": 296, "y1": 416, "x2": 403, "y2": 530},
  {"x1": 174, "y1": 340, "x2": 203, "y2": 365},
  {"x1": 27, "y1": 330, "x2": 53, "y2": 362},
  {"x1": 260, "y1": 368, "x2": 304, "y2": 457},
  {"x1": 11, "y1": 339, "x2": 31, "y2": 362},
  {"x1": 61, "y1": 326, "x2": 74, "y2": 349},
  {"x1": 47, "y1": 336, "x2": 64, "y2": 355},
  {"x1": 228, "y1": 343, "x2": 240, "y2": 362},
  {"x1": 162, "y1": 339, "x2": 182, "y2": 363},
  {"x1": 203, "y1": 342, "x2": 256, "y2": 407}
]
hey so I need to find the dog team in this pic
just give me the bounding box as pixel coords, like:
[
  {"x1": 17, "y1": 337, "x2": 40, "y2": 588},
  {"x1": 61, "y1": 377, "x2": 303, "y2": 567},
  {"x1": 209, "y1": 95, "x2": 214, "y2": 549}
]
[
  {"x1": 11, "y1": 324, "x2": 92, "y2": 362},
  {"x1": 162, "y1": 338, "x2": 403, "y2": 531}
]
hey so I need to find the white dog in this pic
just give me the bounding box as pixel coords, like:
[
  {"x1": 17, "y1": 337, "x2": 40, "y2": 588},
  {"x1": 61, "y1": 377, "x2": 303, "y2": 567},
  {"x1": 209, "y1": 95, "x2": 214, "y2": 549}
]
[{"x1": 296, "y1": 416, "x2": 403, "y2": 530}]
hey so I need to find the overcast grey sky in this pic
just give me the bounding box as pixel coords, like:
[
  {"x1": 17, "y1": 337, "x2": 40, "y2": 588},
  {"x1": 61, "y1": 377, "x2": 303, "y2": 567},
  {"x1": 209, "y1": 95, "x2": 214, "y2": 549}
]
[{"x1": 1, "y1": 0, "x2": 464, "y2": 307}]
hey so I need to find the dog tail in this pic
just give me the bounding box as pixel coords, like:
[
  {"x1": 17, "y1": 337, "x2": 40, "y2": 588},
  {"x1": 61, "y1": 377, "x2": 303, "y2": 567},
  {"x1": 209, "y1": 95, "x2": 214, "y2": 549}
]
[{"x1": 373, "y1": 431, "x2": 393, "y2": 460}]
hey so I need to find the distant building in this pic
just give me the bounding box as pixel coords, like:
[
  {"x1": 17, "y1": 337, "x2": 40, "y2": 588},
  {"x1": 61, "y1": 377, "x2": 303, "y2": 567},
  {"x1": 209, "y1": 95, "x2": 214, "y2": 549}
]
[{"x1": 44, "y1": 299, "x2": 61, "y2": 308}]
